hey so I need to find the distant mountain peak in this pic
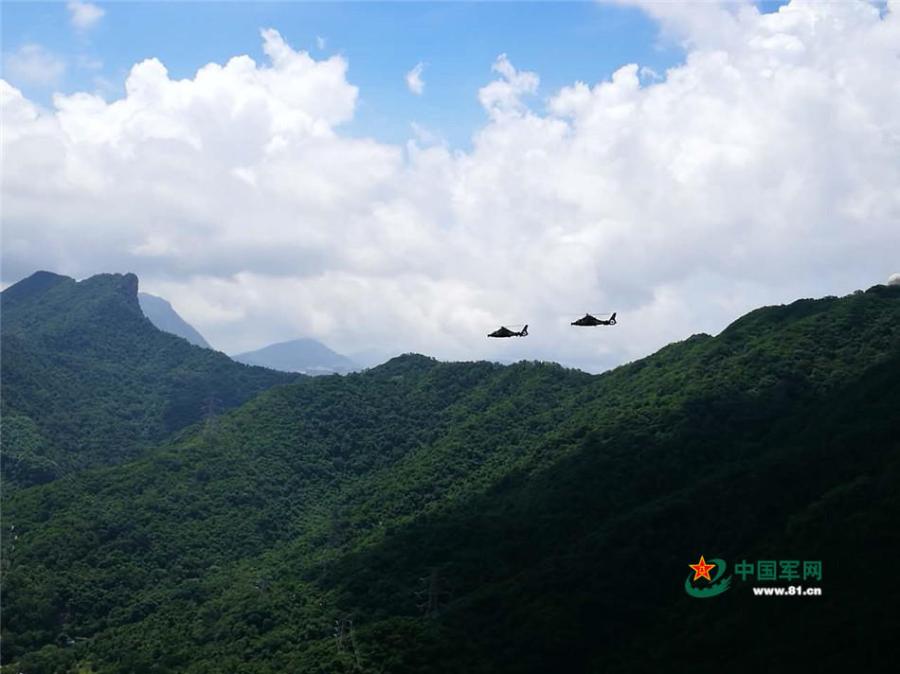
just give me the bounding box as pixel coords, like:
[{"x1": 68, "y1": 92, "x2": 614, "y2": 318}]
[
  {"x1": 233, "y1": 337, "x2": 357, "y2": 375},
  {"x1": 138, "y1": 292, "x2": 212, "y2": 349}
]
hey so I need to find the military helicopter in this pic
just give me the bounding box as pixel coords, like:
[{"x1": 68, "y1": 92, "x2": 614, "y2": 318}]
[
  {"x1": 571, "y1": 312, "x2": 616, "y2": 327},
  {"x1": 487, "y1": 324, "x2": 528, "y2": 338}
]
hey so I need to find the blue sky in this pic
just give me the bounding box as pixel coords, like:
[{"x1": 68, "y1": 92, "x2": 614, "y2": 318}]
[{"x1": 1, "y1": 1, "x2": 695, "y2": 147}]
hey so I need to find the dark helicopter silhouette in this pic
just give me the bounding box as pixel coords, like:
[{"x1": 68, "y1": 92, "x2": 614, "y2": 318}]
[
  {"x1": 488, "y1": 324, "x2": 528, "y2": 338},
  {"x1": 571, "y1": 312, "x2": 616, "y2": 327}
]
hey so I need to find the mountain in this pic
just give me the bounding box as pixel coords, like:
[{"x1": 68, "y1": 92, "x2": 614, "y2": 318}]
[
  {"x1": 2, "y1": 285, "x2": 899, "y2": 673},
  {"x1": 233, "y1": 337, "x2": 358, "y2": 375},
  {"x1": 0, "y1": 271, "x2": 296, "y2": 488},
  {"x1": 138, "y1": 292, "x2": 212, "y2": 349}
]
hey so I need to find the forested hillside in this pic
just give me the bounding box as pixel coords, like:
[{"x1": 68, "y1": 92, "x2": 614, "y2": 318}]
[
  {"x1": 2, "y1": 284, "x2": 898, "y2": 673},
  {"x1": 1, "y1": 272, "x2": 295, "y2": 488}
]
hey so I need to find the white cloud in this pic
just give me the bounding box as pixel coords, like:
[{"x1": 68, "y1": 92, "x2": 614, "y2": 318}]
[
  {"x1": 68, "y1": 1, "x2": 105, "y2": 31},
  {"x1": 478, "y1": 54, "x2": 539, "y2": 118},
  {"x1": 316, "y1": 36, "x2": 327, "y2": 51},
  {"x1": 406, "y1": 62, "x2": 426, "y2": 95},
  {"x1": 2, "y1": 4, "x2": 899, "y2": 371},
  {"x1": 2, "y1": 44, "x2": 66, "y2": 87},
  {"x1": 612, "y1": 0, "x2": 749, "y2": 50},
  {"x1": 888, "y1": 273, "x2": 900, "y2": 286}
]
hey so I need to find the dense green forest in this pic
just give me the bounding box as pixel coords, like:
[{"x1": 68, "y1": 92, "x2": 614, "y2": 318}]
[
  {"x1": 2, "y1": 278, "x2": 899, "y2": 672},
  {"x1": 1, "y1": 272, "x2": 295, "y2": 488}
]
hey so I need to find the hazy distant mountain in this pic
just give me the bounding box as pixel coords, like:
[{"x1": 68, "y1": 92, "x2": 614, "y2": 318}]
[
  {"x1": 233, "y1": 337, "x2": 357, "y2": 374},
  {"x1": 138, "y1": 292, "x2": 212, "y2": 349}
]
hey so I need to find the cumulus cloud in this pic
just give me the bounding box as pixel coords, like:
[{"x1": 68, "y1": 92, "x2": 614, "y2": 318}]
[
  {"x1": 2, "y1": 44, "x2": 66, "y2": 87},
  {"x1": 68, "y1": 1, "x2": 105, "y2": 31},
  {"x1": 888, "y1": 273, "x2": 900, "y2": 286},
  {"x1": 406, "y1": 62, "x2": 426, "y2": 95},
  {"x1": 2, "y1": 3, "x2": 899, "y2": 371}
]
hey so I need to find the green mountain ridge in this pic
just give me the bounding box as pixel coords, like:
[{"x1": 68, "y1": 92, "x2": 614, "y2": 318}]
[
  {"x1": 1, "y1": 271, "x2": 296, "y2": 488},
  {"x1": 2, "y1": 282, "x2": 899, "y2": 672}
]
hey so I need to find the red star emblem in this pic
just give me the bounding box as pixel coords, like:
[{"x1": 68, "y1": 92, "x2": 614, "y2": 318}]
[{"x1": 689, "y1": 555, "x2": 716, "y2": 582}]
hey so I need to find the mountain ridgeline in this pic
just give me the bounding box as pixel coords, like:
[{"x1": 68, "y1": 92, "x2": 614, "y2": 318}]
[
  {"x1": 1, "y1": 278, "x2": 899, "y2": 673},
  {"x1": 0, "y1": 272, "x2": 296, "y2": 488}
]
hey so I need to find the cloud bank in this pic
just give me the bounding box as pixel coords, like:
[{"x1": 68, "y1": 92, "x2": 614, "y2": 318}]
[{"x1": 2, "y1": 4, "x2": 899, "y2": 370}]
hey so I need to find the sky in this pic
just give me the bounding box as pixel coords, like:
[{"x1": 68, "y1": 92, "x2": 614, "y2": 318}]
[
  {"x1": 2, "y1": 1, "x2": 686, "y2": 148},
  {"x1": 2, "y1": 0, "x2": 899, "y2": 371}
]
